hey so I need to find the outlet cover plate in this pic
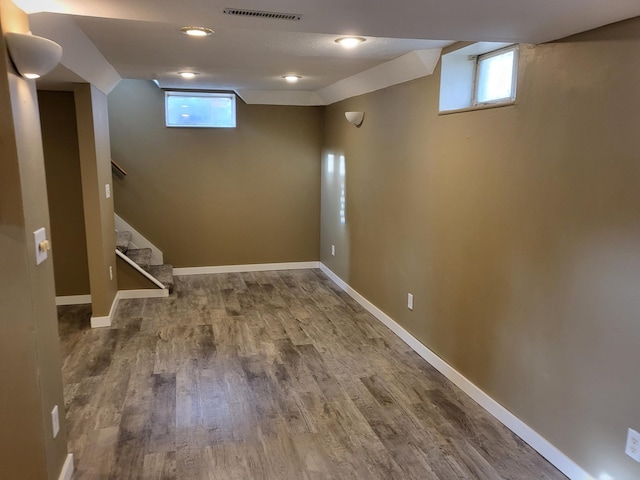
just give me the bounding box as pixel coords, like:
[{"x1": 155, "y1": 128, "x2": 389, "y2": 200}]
[{"x1": 626, "y1": 428, "x2": 640, "y2": 462}]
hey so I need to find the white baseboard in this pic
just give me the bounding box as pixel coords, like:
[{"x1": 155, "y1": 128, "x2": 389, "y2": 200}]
[
  {"x1": 90, "y1": 293, "x2": 119, "y2": 328},
  {"x1": 318, "y1": 263, "x2": 594, "y2": 480},
  {"x1": 90, "y1": 289, "x2": 169, "y2": 328},
  {"x1": 174, "y1": 261, "x2": 320, "y2": 276},
  {"x1": 55, "y1": 294, "x2": 91, "y2": 306},
  {"x1": 118, "y1": 288, "x2": 169, "y2": 300},
  {"x1": 90, "y1": 316, "x2": 112, "y2": 328},
  {"x1": 58, "y1": 453, "x2": 74, "y2": 480}
]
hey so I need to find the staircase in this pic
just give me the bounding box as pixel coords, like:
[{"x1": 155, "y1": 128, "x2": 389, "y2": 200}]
[{"x1": 116, "y1": 230, "x2": 174, "y2": 291}]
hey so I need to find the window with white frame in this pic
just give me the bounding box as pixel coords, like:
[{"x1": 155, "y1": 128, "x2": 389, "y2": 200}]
[
  {"x1": 439, "y1": 42, "x2": 519, "y2": 113},
  {"x1": 165, "y1": 91, "x2": 236, "y2": 128},
  {"x1": 473, "y1": 45, "x2": 518, "y2": 106}
]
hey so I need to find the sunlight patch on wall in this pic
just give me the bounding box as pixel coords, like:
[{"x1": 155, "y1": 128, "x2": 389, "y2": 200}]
[
  {"x1": 327, "y1": 153, "x2": 334, "y2": 174},
  {"x1": 339, "y1": 155, "x2": 346, "y2": 224}
]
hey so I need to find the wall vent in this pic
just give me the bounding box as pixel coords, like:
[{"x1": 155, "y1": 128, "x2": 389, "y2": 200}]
[{"x1": 223, "y1": 8, "x2": 302, "y2": 21}]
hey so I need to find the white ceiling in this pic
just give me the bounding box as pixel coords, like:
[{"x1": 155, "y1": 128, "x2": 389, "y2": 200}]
[{"x1": 13, "y1": 0, "x2": 640, "y2": 104}]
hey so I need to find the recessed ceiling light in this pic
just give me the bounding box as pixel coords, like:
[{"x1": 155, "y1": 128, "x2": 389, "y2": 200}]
[
  {"x1": 179, "y1": 26, "x2": 214, "y2": 37},
  {"x1": 335, "y1": 36, "x2": 366, "y2": 48},
  {"x1": 283, "y1": 74, "x2": 301, "y2": 83},
  {"x1": 179, "y1": 72, "x2": 198, "y2": 79}
]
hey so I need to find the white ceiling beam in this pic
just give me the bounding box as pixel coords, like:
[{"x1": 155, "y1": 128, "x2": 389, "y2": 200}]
[
  {"x1": 28, "y1": 12, "x2": 121, "y2": 94},
  {"x1": 316, "y1": 48, "x2": 442, "y2": 106}
]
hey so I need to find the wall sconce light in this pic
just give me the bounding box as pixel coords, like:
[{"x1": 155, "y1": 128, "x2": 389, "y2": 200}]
[
  {"x1": 5, "y1": 32, "x2": 62, "y2": 79},
  {"x1": 345, "y1": 111, "x2": 364, "y2": 127}
]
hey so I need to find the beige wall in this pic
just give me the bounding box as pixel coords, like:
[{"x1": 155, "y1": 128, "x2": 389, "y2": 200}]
[
  {"x1": 321, "y1": 18, "x2": 640, "y2": 480},
  {"x1": 116, "y1": 255, "x2": 158, "y2": 290},
  {"x1": 0, "y1": 1, "x2": 69, "y2": 478},
  {"x1": 75, "y1": 83, "x2": 118, "y2": 317},
  {"x1": 39, "y1": 90, "x2": 91, "y2": 296},
  {"x1": 108, "y1": 80, "x2": 321, "y2": 268}
]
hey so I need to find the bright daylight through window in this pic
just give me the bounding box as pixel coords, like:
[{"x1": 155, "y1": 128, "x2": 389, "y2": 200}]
[
  {"x1": 439, "y1": 42, "x2": 519, "y2": 113},
  {"x1": 474, "y1": 46, "x2": 518, "y2": 105},
  {"x1": 165, "y1": 91, "x2": 236, "y2": 128}
]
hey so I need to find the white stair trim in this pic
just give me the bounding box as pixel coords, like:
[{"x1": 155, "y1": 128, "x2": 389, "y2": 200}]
[
  {"x1": 57, "y1": 453, "x2": 74, "y2": 480},
  {"x1": 115, "y1": 213, "x2": 163, "y2": 265},
  {"x1": 173, "y1": 261, "x2": 320, "y2": 276},
  {"x1": 116, "y1": 249, "x2": 166, "y2": 290},
  {"x1": 319, "y1": 263, "x2": 594, "y2": 480},
  {"x1": 55, "y1": 294, "x2": 91, "y2": 306}
]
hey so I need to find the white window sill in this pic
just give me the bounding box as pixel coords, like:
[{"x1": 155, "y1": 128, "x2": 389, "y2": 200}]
[{"x1": 438, "y1": 100, "x2": 516, "y2": 116}]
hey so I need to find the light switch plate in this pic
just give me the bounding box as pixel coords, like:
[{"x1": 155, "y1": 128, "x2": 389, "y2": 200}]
[
  {"x1": 34, "y1": 227, "x2": 48, "y2": 265},
  {"x1": 105, "y1": 183, "x2": 111, "y2": 199}
]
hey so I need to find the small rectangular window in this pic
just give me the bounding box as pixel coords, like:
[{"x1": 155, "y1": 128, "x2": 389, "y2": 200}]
[
  {"x1": 474, "y1": 46, "x2": 518, "y2": 106},
  {"x1": 165, "y1": 91, "x2": 236, "y2": 128}
]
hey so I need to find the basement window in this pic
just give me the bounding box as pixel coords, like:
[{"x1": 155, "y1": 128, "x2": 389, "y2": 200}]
[
  {"x1": 439, "y1": 43, "x2": 518, "y2": 113},
  {"x1": 165, "y1": 91, "x2": 236, "y2": 128},
  {"x1": 474, "y1": 46, "x2": 518, "y2": 105}
]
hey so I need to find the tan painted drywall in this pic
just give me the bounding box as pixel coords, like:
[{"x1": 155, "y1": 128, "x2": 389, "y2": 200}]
[
  {"x1": 116, "y1": 255, "x2": 158, "y2": 290},
  {"x1": 108, "y1": 80, "x2": 321, "y2": 268},
  {"x1": 75, "y1": 83, "x2": 118, "y2": 317},
  {"x1": 39, "y1": 90, "x2": 90, "y2": 296},
  {"x1": 0, "y1": 1, "x2": 69, "y2": 479},
  {"x1": 321, "y1": 17, "x2": 640, "y2": 479}
]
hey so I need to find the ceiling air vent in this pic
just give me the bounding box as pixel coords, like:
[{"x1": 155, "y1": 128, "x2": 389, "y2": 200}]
[{"x1": 223, "y1": 8, "x2": 302, "y2": 21}]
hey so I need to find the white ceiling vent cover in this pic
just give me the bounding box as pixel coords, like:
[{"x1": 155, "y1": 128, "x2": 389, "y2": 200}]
[{"x1": 223, "y1": 8, "x2": 302, "y2": 21}]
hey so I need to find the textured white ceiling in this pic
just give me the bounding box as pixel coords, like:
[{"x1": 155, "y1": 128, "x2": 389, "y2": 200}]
[{"x1": 16, "y1": 0, "x2": 640, "y2": 103}]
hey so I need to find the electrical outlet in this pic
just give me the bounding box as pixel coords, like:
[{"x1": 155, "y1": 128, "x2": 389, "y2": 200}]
[
  {"x1": 626, "y1": 428, "x2": 640, "y2": 462},
  {"x1": 331, "y1": 245, "x2": 336, "y2": 256},
  {"x1": 51, "y1": 405, "x2": 59, "y2": 438},
  {"x1": 407, "y1": 293, "x2": 414, "y2": 310}
]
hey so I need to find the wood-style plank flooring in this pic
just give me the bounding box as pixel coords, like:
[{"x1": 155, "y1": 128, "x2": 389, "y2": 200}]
[{"x1": 58, "y1": 269, "x2": 566, "y2": 479}]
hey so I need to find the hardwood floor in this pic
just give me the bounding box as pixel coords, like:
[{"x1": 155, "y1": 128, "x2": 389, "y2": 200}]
[{"x1": 58, "y1": 269, "x2": 566, "y2": 479}]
